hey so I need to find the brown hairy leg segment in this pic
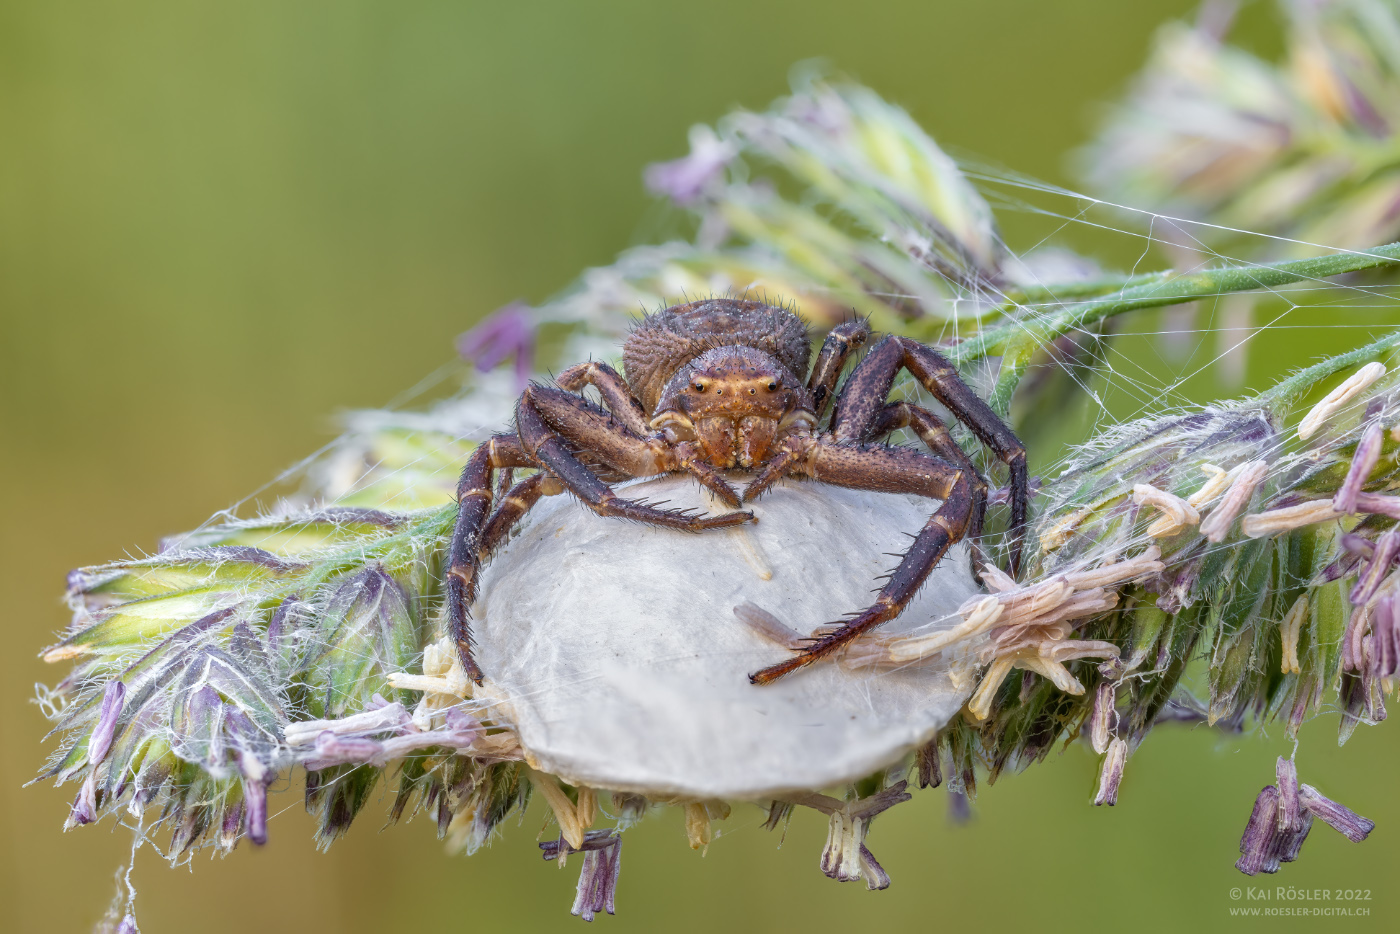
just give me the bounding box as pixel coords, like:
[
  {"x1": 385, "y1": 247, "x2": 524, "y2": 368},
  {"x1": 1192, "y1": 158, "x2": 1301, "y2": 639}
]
[
  {"x1": 526, "y1": 383, "x2": 745, "y2": 507},
  {"x1": 478, "y1": 471, "x2": 555, "y2": 560},
  {"x1": 806, "y1": 318, "x2": 872, "y2": 419},
  {"x1": 831, "y1": 336, "x2": 1027, "y2": 574},
  {"x1": 516, "y1": 393, "x2": 754, "y2": 531},
  {"x1": 748, "y1": 439, "x2": 973, "y2": 684},
  {"x1": 555, "y1": 359, "x2": 652, "y2": 437},
  {"x1": 447, "y1": 433, "x2": 537, "y2": 682},
  {"x1": 868, "y1": 400, "x2": 989, "y2": 548}
]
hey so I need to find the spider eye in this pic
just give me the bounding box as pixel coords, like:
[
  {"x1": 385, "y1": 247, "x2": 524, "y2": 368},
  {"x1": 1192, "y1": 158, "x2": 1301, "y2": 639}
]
[
  {"x1": 767, "y1": 381, "x2": 778, "y2": 391},
  {"x1": 693, "y1": 383, "x2": 705, "y2": 392}
]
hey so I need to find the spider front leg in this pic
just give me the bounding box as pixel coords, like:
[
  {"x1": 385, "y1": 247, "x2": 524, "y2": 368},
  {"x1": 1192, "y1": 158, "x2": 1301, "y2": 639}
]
[
  {"x1": 447, "y1": 433, "x2": 537, "y2": 682},
  {"x1": 554, "y1": 362, "x2": 742, "y2": 506},
  {"x1": 832, "y1": 336, "x2": 1027, "y2": 574},
  {"x1": 518, "y1": 386, "x2": 755, "y2": 529},
  {"x1": 555, "y1": 360, "x2": 651, "y2": 437},
  {"x1": 740, "y1": 440, "x2": 806, "y2": 503},
  {"x1": 806, "y1": 319, "x2": 872, "y2": 419},
  {"x1": 748, "y1": 439, "x2": 973, "y2": 685},
  {"x1": 868, "y1": 401, "x2": 988, "y2": 552}
]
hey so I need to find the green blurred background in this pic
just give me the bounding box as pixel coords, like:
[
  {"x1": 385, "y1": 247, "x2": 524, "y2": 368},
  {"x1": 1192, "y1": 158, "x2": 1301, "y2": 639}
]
[{"x1": 3, "y1": 1, "x2": 1396, "y2": 931}]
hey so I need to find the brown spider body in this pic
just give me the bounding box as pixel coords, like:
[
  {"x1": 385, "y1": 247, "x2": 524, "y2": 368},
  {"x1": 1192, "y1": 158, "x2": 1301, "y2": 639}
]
[
  {"x1": 650, "y1": 345, "x2": 815, "y2": 469},
  {"x1": 446, "y1": 298, "x2": 1027, "y2": 687},
  {"x1": 630, "y1": 302, "x2": 817, "y2": 469}
]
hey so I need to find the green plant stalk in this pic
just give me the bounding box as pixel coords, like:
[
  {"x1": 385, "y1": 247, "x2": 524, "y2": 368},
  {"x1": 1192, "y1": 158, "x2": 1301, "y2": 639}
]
[
  {"x1": 948, "y1": 242, "x2": 1400, "y2": 409},
  {"x1": 993, "y1": 270, "x2": 1175, "y2": 308},
  {"x1": 1263, "y1": 327, "x2": 1400, "y2": 408}
]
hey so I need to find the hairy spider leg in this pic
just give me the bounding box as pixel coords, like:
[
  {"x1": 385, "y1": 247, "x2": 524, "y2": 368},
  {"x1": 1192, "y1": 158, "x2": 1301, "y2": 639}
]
[
  {"x1": 478, "y1": 472, "x2": 555, "y2": 559},
  {"x1": 806, "y1": 319, "x2": 872, "y2": 419},
  {"x1": 527, "y1": 383, "x2": 745, "y2": 507},
  {"x1": 739, "y1": 442, "x2": 805, "y2": 503},
  {"x1": 468, "y1": 476, "x2": 568, "y2": 669},
  {"x1": 517, "y1": 386, "x2": 755, "y2": 530},
  {"x1": 447, "y1": 433, "x2": 536, "y2": 682},
  {"x1": 831, "y1": 336, "x2": 1028, "y2": 574},
  {"x1": 493, "y1": 465, "x2": 515, "y2": 504},
  {"x1": 868, "y1": 401, "x2": 989, "y2": 550},
  {"x1": 449, "y1": 384, "x2": 757, "y2": 682},
  {"x1": 748, "y1": 440, "x2": 973, "y2": 684},
  {"x1": 556, "y1": 360, "x2": 651, "y2": 436}
]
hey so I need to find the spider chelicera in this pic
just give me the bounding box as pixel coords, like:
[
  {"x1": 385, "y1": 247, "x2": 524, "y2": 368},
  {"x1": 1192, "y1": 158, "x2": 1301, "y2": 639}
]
[{"x1": 446, "y1": 298, "x2": 1027, "y2": 686}]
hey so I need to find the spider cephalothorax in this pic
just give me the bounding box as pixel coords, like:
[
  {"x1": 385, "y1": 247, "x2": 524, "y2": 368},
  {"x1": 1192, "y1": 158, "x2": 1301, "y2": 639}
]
[{"x1": 446, "y1": 298, "x2": 1027, "y2": 686}]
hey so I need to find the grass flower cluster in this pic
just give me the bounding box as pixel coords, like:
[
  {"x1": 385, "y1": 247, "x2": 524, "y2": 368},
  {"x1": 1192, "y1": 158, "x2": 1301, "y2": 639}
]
[
  {"x1": 33, "y1": 6, "x2": 1400, "y2": 925},
  {"x1": 1083, "y1": 0, "x2": 1400, "y2": 255}
]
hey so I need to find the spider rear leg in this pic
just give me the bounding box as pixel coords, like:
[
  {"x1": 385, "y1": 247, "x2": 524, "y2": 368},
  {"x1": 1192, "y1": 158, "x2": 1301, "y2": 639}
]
[
  {"x1": 832, "y1": 336, "x2": 1027, "y2": 575},
  {"x1": 748, "y1": 439, "x2": 973, "y2": 685},
  {"x1": 447, "y1": 433, "x2": 536, "y2": 683},
  {"x1": 517, "y1": 390, "x2": 754, "y2": 531}
]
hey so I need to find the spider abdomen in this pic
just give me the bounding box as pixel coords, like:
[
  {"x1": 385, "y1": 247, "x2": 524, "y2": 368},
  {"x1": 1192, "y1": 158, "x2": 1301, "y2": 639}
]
[{"x1": 623, "y1": 299, "x2": 810, "y2": 414}]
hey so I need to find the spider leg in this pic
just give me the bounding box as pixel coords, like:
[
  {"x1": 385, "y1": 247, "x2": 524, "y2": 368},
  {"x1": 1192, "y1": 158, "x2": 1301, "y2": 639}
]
[
  {"x1": 868, "y1": 401, "x2": 988, "y2": 557},
  {"x1": 518, "y1": 388, "x2": 754, "y2": 530},
  {"x1": 831, "y1": 336, "x2": 1027, "y2": 575},
  {"x1": 675, "y1": 443, "x2": 746, "y2": 508},
  {"x1": 748, "y1": 438, "x2": 972, "y2": 685},
  {"x1": 493, "y1": 466, "x2": 516, "y2": 503},
  {"x1": 477, "y1": 471, "x2": 561, "y2": 559},
  {"x1": 527, "y1": 384, "x2": 745, "y2": 507},
  {"x1": 447, "y1": 433, "x2": 536, "y2": 682},
  {"x1": 806, "y1": 319, "x2": 872, "y2": 419},
  {"x1": 555, "y1": 360, "x2": 651, "y2": 437},
  {"x1": 740, "y1": 441, "x2": 805, "y2": 503}
]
